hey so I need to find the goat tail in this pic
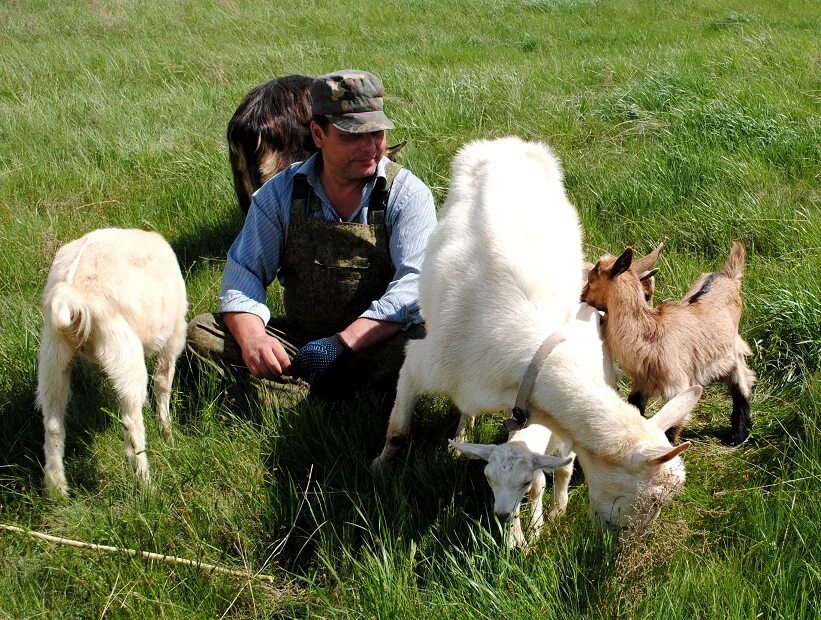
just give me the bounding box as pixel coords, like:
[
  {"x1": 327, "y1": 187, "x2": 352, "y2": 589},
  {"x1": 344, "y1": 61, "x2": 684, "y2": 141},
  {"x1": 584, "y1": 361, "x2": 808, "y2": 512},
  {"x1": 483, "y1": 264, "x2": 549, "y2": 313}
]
[
  {"x1": 48, "y1": 282, "x2": 93, "y2": 348},
  {"x1": 722, "y1": 242, "x2": 746, "y2": 282}
]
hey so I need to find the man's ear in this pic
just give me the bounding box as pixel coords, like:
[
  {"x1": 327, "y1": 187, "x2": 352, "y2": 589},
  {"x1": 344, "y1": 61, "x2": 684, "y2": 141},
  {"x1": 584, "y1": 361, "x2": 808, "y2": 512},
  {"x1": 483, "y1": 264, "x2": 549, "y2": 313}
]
[{"x1": 310, "y1": 120, "x2": 325, "y2": 149}]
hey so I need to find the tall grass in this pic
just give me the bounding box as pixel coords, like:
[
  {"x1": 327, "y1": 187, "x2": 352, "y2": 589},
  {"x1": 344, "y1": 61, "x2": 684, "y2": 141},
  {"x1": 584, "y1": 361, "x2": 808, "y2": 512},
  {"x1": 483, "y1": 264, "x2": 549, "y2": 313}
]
[{"x1": 1, "y1": 0, "x2": 818, "y2": 617}]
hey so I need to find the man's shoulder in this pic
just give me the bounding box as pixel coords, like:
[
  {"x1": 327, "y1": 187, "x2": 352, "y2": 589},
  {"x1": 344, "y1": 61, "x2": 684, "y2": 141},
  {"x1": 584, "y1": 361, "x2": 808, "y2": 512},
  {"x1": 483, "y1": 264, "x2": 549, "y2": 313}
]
[
  {"x1": 383, "y1": 159, "x2": 430, "y2": 197},
  {"x1": 252, "y1": 159, "x2": 310, "y2": 211}
]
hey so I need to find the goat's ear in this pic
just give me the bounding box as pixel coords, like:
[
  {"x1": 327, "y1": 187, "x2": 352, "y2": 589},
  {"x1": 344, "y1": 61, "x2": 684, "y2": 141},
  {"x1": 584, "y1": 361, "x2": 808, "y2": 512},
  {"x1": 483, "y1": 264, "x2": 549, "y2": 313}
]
[
  {"x1": 632, "y1": 242, "x2": 665, "y2": 274},
  {"x1": 591, "y1": 259, "x2": 603, "y2": 277},
  {"x1": 650, "y1": 386, "x2": 702, "y2": 432},
  {"x1": 532, "y1": 454, "x2": 573, "y2": 471},
  {"x1": 639, "y1": 268, "x2": 659, "y2": 282},
  {"x1": 386, "y1": 140, "x2": 407, "y2": 161},
  {"x1": 449, "y1": 440, "x2": 494, "y2": 462},
  {"x1": 646, "y1": 441, "x2": 690, "y2": 466},
  {"x1": 609, "y1": 248, "x2": 634, "y2": 279}
]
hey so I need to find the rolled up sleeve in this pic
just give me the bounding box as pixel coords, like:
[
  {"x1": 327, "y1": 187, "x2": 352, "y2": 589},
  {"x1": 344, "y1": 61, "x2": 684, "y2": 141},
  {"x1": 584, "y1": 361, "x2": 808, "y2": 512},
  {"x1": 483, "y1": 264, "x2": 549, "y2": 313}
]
[{"x1": 218, "y1": 188, "x2": 287, "y2": 325}]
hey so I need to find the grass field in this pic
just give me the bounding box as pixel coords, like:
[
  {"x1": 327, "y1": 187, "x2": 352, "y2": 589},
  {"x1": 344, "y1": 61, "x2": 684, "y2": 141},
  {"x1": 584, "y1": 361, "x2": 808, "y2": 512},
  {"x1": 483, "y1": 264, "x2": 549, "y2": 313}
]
[{"x1": 1, "y1": 0, "x2": 819, "y2": 617}]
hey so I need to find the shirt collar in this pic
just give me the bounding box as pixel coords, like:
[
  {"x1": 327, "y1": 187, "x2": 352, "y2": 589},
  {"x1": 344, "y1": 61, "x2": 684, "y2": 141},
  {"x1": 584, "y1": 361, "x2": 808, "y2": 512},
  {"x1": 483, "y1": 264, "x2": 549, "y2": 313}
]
[{"x1": 297, "y1": 153, "x2": 388, "y2": 222}]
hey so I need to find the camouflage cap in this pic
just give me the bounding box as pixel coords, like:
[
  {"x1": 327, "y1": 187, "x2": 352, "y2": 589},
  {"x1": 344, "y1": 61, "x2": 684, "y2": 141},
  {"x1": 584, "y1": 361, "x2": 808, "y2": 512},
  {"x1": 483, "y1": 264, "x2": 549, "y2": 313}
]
[{"x1": 310, "y1": 70, "x2": 396, "y2": 134}]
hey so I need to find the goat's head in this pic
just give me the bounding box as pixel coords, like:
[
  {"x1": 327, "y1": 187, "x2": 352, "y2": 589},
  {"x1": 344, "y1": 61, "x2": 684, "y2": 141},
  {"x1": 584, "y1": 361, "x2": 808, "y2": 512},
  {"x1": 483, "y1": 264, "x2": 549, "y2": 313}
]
[
  {"x1": 450, "y1": 439, "x2": 572, "y2": 522},
  {"x1": 574, "y1": 386, "x2": 701, "y2": 531},
  {"x1": 582, "y1": 244, "x2": 662, "y2": 310}
]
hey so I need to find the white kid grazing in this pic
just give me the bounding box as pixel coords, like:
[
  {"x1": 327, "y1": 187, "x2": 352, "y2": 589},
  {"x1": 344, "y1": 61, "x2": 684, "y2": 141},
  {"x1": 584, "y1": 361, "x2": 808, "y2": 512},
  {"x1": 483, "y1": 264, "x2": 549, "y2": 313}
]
[
  {"x1": 37, "y1": 228, "x2": 188, "y2": 497},
  {"x1": 451, "y1": 423, "x2": 574, "y2": 550},
  {"x1": 372, "y1": 136, "x2": 701, "y2": 530}
]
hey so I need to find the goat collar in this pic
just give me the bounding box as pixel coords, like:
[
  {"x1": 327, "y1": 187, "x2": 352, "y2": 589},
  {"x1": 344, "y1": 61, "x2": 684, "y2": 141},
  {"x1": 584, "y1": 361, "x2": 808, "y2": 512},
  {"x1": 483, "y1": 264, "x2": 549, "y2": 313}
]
[{"x1": 503, "y1": 331, "x2": 565, "y2": 433}]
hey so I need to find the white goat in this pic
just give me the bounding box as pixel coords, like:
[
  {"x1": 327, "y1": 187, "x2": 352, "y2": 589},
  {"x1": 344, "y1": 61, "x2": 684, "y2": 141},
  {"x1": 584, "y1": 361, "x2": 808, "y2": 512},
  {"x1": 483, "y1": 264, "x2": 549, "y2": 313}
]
[
  {"x1": 37, "y1": 228, "x2": 188, "y2": 496},
  {"x1": 451, "y1": 303, "x2": 613, "y2": 548},
  {"x1": 372, "y1": 137, "x2": 701, "y2": 531}
]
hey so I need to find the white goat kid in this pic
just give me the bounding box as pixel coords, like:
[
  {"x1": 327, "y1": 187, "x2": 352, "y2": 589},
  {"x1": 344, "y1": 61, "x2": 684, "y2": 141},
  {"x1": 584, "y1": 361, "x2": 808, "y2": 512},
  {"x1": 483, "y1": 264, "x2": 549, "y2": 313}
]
[
  {"x1": 451, "y1": 424, "x2": 573, "y2": 550},
  {"x1": 37, "y1": 228, "x2": 188, "y2": 496},
  {"x1": 372, "y1": 137, "x2": 700, "y2": 531}
]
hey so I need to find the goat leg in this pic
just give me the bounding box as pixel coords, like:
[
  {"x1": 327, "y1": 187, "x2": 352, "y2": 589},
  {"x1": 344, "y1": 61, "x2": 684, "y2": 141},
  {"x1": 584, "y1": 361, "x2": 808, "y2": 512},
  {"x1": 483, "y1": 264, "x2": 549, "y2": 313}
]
[
  {"x1": 729, "y1": 382, "x2": 752, "y2": 445},
  {"x1": 628, "y1": 391, "x2": 647, "y2": 416}
]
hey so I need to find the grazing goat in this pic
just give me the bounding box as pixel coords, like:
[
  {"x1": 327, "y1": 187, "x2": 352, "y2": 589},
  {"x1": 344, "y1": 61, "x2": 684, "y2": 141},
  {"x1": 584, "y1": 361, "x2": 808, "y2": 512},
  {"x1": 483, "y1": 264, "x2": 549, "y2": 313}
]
[
  {"x1": 228, "y1": 74, "x2": 406, "y2": 213},
  {"x1": 37, "y1": 228, "x2": 188, "y2": 496},
  {"x1": 583, "y1": 242, "x2": 755, "y2": 444},
  {"x1": 452, "y1": 424, "x2": 574, "y2": 549},
  {"x1": 451, "y1": 303, "x2": 614, "y2": 547},
  {"x1": 372, "y1": 137, "x2": 701, "y2": 531}
]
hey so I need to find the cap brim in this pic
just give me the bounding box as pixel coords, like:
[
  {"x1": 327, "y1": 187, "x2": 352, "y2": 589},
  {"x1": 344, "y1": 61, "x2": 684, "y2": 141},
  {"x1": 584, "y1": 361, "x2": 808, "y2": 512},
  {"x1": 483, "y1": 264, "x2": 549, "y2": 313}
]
[{"x1": 329, "y1": 110, "x2": 395, "y2": 134}]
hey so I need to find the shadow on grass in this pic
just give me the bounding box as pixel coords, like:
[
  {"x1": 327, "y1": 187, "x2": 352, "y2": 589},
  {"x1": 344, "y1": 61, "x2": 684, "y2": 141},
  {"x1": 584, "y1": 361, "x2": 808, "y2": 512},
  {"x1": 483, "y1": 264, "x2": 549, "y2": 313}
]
[
  {"x1": 0, "y1": 362, "x2": 116, "y2": 504},
  {"x1": 170, "y1": 207, "x2": 244, "y2": 278},
  {"x1": 242, "y1": 386, "x2": 505, "y2": 573}
]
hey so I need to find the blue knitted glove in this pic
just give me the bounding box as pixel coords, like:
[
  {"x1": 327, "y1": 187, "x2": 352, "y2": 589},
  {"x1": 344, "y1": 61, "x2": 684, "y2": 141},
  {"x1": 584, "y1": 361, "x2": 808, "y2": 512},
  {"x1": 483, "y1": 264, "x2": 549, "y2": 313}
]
[{"x1": 290, "y1": 334, "x2": 351, "y2": 378}]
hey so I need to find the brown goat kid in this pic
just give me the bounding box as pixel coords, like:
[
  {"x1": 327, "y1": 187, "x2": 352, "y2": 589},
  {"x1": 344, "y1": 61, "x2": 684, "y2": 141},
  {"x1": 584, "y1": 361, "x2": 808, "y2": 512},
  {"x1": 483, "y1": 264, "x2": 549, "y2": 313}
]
[
  {"x1": 583, "y1": 242, "x2": 756, "y2": 445},
  {"x1": 228, "y1": 74, "x2": 405, "y2": 214}
]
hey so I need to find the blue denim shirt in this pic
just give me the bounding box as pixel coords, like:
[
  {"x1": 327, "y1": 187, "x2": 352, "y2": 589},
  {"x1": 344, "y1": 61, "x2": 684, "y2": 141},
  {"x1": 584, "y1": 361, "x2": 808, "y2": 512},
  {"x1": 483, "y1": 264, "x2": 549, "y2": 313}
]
[{"x1": 219, "y1": 153, "x2": 437, "y2": 326}]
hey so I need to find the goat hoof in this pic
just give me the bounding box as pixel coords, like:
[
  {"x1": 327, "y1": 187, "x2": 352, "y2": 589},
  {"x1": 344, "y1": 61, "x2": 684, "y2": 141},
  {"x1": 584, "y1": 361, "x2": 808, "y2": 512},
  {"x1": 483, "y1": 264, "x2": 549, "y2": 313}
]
[
  {"x1": 44, "y1": 473, "x2": 69, "y2": 499},
  {"x1": 45, "y1": 483, "x2": 69, "y2": 499}
]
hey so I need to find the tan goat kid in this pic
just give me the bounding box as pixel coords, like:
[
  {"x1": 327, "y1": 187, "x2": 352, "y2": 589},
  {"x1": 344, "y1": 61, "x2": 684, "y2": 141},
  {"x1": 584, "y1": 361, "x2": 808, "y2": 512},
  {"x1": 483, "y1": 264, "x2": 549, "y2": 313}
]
[
  {"x1": 37, "y1": 228, "x2": 188, "y2": 496},
  {"x1": 583, "y1": 242, "x2": 755, "y2": 444}
]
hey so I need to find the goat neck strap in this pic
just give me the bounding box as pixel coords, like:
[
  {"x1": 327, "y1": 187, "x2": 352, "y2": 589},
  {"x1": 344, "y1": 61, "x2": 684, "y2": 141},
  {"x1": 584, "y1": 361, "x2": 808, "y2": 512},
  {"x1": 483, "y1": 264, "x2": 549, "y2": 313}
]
[{"x1": 506, "y1": 331, "x2": 565, "y2": 431}]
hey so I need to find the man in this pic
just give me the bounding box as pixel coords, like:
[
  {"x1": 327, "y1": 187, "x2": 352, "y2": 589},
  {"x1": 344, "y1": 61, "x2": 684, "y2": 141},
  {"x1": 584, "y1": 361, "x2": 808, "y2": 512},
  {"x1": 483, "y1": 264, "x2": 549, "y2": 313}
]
[{"x1": 187, "y1": 69, "x2": 437, "y2": 402}]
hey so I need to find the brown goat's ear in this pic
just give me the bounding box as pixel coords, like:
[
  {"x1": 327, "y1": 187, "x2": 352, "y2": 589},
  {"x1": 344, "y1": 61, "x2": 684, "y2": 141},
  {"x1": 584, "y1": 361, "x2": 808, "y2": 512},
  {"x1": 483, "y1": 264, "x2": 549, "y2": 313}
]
[
  {"x1": 609, "y1": 248, "x2": 633, "y2": 279},
  {"x1": 639, "y1": 268, "x2": 659, "y2": 282},
  {"x1": 632, "y1": 242, "x2": 664, "y2": 274},
  {"x1": 386, "y1": 140, "x2": 407, "y2": 161}
]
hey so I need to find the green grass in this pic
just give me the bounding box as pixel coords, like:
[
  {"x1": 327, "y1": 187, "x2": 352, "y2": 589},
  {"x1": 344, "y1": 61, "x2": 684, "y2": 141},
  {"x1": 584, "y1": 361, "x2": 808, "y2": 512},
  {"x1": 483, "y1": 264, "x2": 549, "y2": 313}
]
[{"x1": 1, "y1": 0, "x2": 819, "y2": 617}]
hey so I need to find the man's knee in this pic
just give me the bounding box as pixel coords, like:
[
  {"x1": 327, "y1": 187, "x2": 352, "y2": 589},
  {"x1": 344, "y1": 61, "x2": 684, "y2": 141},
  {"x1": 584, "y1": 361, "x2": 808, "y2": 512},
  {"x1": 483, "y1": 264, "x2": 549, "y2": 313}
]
[{"x1": 186, "y1": 313, "x2": 242, "y2": 361}]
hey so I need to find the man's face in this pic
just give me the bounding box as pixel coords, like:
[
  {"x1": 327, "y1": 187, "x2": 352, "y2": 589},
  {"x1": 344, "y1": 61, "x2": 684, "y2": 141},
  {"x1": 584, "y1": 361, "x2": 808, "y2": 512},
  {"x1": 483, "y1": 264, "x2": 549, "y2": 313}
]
[{"x1": 311, "y1": 123, "x2": 387, "y2": 182}]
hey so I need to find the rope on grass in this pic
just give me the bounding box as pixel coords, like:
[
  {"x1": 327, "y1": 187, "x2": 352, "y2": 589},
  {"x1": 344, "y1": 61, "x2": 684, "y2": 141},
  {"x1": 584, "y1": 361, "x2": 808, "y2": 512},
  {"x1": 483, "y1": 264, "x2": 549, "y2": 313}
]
[{"x1": 0, "y1": 522, "x2": 276, "y2": 585}]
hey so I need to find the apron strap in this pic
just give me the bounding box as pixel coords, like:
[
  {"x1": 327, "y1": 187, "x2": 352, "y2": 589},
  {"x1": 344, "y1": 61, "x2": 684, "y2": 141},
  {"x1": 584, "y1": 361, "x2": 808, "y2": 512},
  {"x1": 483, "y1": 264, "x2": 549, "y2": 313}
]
[
  {"x1": 368, "y1": 161, "x2": 402, "y2": 226},
  {"x1": 292, "y1": 173, "x2": 321, "y2": 216}
]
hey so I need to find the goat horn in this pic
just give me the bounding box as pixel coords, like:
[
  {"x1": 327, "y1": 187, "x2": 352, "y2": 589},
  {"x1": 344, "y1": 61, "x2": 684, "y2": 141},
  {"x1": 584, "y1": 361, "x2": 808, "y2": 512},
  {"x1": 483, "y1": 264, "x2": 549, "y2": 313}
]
[{"x1": 632, "y1": 242, "x2": 665, "y2": 274}]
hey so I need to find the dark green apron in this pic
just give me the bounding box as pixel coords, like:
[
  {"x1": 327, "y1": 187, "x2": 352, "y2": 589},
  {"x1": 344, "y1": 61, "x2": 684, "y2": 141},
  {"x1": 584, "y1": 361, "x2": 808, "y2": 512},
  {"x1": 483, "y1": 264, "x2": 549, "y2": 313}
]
[{"x1": 280, "y1": 161, "x2": 401, "y2": 337}]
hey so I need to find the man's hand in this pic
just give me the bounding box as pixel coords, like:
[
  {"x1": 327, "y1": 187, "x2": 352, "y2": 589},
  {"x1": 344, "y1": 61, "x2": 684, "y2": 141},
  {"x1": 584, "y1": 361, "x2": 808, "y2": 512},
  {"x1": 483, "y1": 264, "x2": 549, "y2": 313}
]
[
  {"x1": 289, "y1": 334, "x2": 351, "y2": 378},
  {"x1": 240, "y1": 334, "x2": 292, "y2": 378},
  {"x1": 222, "y1": 312, "x2": 291, "y2": 378}
]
